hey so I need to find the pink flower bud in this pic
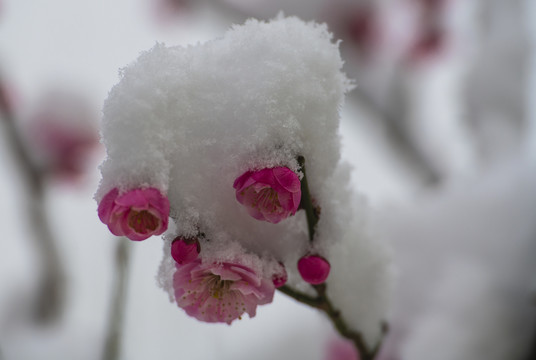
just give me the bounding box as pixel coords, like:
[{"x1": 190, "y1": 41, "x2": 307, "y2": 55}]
[
  {"x1": 233, "y1": 167, "x2": 301, "y2": 224},
  {"x1": 272, "y1": 262, "x2": 288, "y2": 288},
  {"x1": 98, "y1": 187, "x2": 170, "y2": 241},
  {"x1": 171, "y1": 236, "x2": 200, "y2": 265},
  {"x1": 297, "y1": 255, "x2": 331, "y2": 285}
]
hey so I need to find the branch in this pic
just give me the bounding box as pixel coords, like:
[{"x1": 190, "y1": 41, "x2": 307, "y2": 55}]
[
  {"x1": 277, "y1": 283, "x2": 384, "y2": 360},
  {"x1": 350, "y1": 86, "x2": 441, "y2": 186},
  {"x1": 102, "y1": 237, "x2": 131, "y2": 360},
  {"x1": 0, "y1": 80, "x2": 65, "y2": 323},
  {"x1": 277, "y1": 285, "x2": 322, "y2": 308},
  {"x1": 279, "y1": 155, "x2": 387, "y2": 359},
  {"x1": 297, "y1": 156, "x2": 318, "y2": 243}
]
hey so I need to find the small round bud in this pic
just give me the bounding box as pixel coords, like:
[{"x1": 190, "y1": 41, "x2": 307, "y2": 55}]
[
  {"x1": 297, "y1": 254, "x2": 330, "y2": 285},
  {"x1": 171, "y1": 236, "x2": 200, "y2": 265},
  {"x1": 272, "y1": 262, "x2": 288, "y2": 288}
]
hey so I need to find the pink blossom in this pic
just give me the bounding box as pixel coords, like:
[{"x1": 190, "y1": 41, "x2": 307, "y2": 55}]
[
  {"x1": 173, "y1": 260, "x2": 275, "y2": 324},
  {"x1": 233, "y1": 167, "x2": 301, "y2": 224},
  {"x1": 25, "y1": 91, "x2": 100, "y2": 181},
  {"x1": 98, "y1": 187, "x2": 170, "y2": 241},
  {"x1": 171, "y1": 236, "x2": 200, "y2": 265},
  {"x1": 298, "y1": 254, "x2": 331, "y2": 285}
]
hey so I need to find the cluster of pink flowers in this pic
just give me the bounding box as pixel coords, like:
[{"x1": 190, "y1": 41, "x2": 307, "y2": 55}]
[{"x1": 97, "y1": 165, "x2": 331, "y2": 324}]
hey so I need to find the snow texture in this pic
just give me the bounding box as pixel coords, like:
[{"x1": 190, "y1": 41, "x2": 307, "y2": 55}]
[{"x1": 97, "y1": 15, "x2": 391, "y2": 342}]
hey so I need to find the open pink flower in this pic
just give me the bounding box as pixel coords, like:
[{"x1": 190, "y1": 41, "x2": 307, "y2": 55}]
[
  {"x1": 173, "y1": 260, "x2": 275, "y2": 324},
  {"x1": 98, "y1": 187, "x2": 170, "y2": 241},
  {"x1": 233, "y1": 167, "x2": 301, "y2": 224}
]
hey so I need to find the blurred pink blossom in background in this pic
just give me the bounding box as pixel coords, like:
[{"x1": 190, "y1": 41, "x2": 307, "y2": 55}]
[
  {"x1": 23, "y1": 91, "x2": 100, "y2": 182},
  {"x1": 325, "y1": 336, "x2": 360, "y2": 360}
]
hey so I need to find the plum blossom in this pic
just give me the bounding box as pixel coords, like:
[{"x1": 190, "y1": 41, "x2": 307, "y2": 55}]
[
  {"x1": 173, "y1": 260, "x2": 275, "y2": 324},
  {"x1": 233, "y1": 167, "x2": 301, "y2": 224},
  {"x1": 171, "y1": 236, "x2": 200, "y2": 265},
  {"x1": 298, "y1": 254, "x2": 331, "y2": 285},
  {"x1": 98, "y1": 187, "x2": 170, "y2": 241}
]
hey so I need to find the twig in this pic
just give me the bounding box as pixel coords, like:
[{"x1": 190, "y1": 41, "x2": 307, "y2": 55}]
[
  {"x1": 297, "y1": 156, "x2": 318, "y2": 243},
  {"x1": 350, "y1": 86, "x2": 441, "y2": 186},
  {"x1": 102, "y1": 237, "x2": 131, "y2": 360},
  {"x1": 278, "y1": 283, "x2": 383, "y2": 360},
  {"x1": 525, "y1": 314, "x2": 536, "y2": 360},
  {"x1": 277, "y1": 285, "x2": 322, "y2": 308},
  {"x1": 0, "y1": 80, "x2": 65, "y2": 324},
  {"x1": 278, "y1": 155, "x2": 386, "y2": 360}
]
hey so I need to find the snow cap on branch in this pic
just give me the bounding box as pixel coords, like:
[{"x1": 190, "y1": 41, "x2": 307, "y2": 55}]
[{"x1": 97, "y1": 15, "x2": 391, "y2": 335}]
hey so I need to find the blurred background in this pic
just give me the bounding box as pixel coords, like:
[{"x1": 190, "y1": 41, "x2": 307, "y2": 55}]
[{"x1": 0, "y1": 0, "x2": 535, "y2": 359}]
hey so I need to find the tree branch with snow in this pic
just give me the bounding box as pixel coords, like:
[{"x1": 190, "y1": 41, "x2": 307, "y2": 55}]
[{"x1": 95, "y1": 16, "x2": 393, "y2": 359}]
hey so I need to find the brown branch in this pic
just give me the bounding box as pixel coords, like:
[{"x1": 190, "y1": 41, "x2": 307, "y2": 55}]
[
  {"x1": 277, "y1": 283, "x2": 385, "y2": 360},
  {"x1": 277, "y1": 285, "x2": 322, "y2": 308},
  {"x1": 297, "y1": 156, "x2": 318, "y2": 243},
  {"x1": 284, "y1": 155, "x2": 387, "y2": 359},
  {"x1": 0, "y1": 80, "x2": 65, "y2": 324}
]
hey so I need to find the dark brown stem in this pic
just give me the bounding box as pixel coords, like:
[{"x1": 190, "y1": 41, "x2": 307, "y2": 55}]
[
  {"x1": 297, "y1": 156, "x2": 319, "y2": 243},
  {"x1": 289, "y1": 156, "x2": 387, "y2": 359},
  {"x1": 102, "y1": 237, "x2": 131, "y2": 360},
  {"x1": 277, "y1": 285, "x2": 322, "y2": 308},
  {"x1": 0, "y1": 80, "x2": 64, "y2": 323}
]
